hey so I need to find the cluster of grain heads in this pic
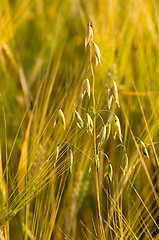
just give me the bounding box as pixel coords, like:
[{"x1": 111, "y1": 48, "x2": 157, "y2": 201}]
[
  {"x1": 54, "y1": 108, "x2": 65, "y2": 130},
  {"x1": 74, "y1": 110, "x2": 83, "y2": 128},
  {"x1": 85, "y1": 22, "x2": 101, "y2": 72},
  {"x1": 81, "y1": 78, "x2": 90, "y2": 99},
  {"x1": 84, "y1": 22, "x2": 124, "y2": 188}
]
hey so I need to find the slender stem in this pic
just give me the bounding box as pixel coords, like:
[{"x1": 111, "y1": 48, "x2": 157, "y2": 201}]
[
  {"x1": 90, "y1": 45, "x2": 105, "y2": 240},
  {"x1": 90, "y1": 48, "x2": 96, "y2": 164}
]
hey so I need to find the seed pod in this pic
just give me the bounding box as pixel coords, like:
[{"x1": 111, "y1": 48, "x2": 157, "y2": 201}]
[
  {"x1": 91, "y1": 41, "x2": 101, "y2": 65},
  {"x1": 121, "y1": 151, "x2": 128, "y2": 175},
  {"x1": 106, "y1": 88, "x2": 112, "y2": 110},
  {"x1": 74, "y1": 110, "x2": 83, "y2": 128},
  {"x1": 69, "y1": 148, "x2": 73, "y2": 173},
  {"x1": 85, "y1": 22, "x2": 93, "y2": 49},
  {"x1": 97, "y1": 124, "x2": 106, "y2": 143},
  {"x1": 139, "y1": 141, "x2": 149, "y2": 158},
  {"x1": 112, "y1": 80, "x2": 120, "y2": 107},
  {"x1": 113, "y1": 115, "x2": 122, "y2": 142},
  {"x1": 82, "y1": 78, "x2": 90, "y2": 99},
  {"x1": 91, "y1": 54, "x2": 99, "y2": 66},
  {"x1": 106, "y1": 120, "x2": 111, "y2": 140},
  {"x1": 54, "y1": 108, "x2": 65, "y2": 130},
  {"x1": 58, "y1": 109, "x2": 65, "y2": 129},
  {"x1": 86, "y1": 113, "x2": 93, "y2": 134},
  {"x1": 105, "y1": 162, "x2": 113, "y2": 181}
]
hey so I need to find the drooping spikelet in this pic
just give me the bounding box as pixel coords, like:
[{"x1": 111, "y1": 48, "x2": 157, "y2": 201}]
[
  {"x1": 81, "y1": 78, "x2": 90, "y2": 99},
  {"x1": 110, "y1": 80, "x2": 120, "y2": 107},
  {"x1": 106, "y1": 87, "x2": 112, "y2": 110},
  {"x1": 121, "y1": 151, "x2": 128, "y2": 175},
  {"x1": 105, "y1": 162, "x2": 113, "y2": 181},
  {"x1": 91, "y1": 41, "x2": 101, "y2": 65},
  {"x1": 91, "y1": 54, "x2": 99, "y2": 67},
  {"x1": 85, "y1": 22, "x2": 93, "y2": 49},
  {"x1": 113, "y1": 115, "x2": 122, "y2": 142},
  {"x1": 139, "y1": 140, "x2": 149, "y2": 158},
  {"x1": 106, "y1": 120, "x2": 111, "y2": 140},
  {"x1": 107, "y1": 95, "x2": 114, "y2": 110},
  {"x1": 113, "y1": 80, "x2": 120, "y2": 107},
  {"x1": 54, "y1": 108, "x2": 66, "y2": 130},
  {"x1": 74, "y1": 110, "x2": 83, "y2": 128},
  {"x1": 86, "y1": 113, "x2": 93, "y2": 134},
  {"x1": 97, "y1": 124, "x2": 106, "y2": 143}
]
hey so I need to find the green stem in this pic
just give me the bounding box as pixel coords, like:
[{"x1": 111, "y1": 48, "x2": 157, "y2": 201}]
[{"x1": 90, "y1": 46, "x2": 105, "y2": 240}]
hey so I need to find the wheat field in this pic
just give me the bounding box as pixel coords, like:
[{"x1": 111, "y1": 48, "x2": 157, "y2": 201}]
[{"x1": 0, "y1": 0, "x2": 159, "y2": 239}]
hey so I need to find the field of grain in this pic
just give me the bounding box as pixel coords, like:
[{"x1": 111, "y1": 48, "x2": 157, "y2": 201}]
[{"x1": 0, "y1": 0, "x2": 159, "y2": 239}]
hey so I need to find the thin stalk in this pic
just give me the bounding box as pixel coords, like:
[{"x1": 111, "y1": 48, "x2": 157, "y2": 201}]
[{"x1": 90, "y1": 46, "x2": 105, "y2": 240}]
